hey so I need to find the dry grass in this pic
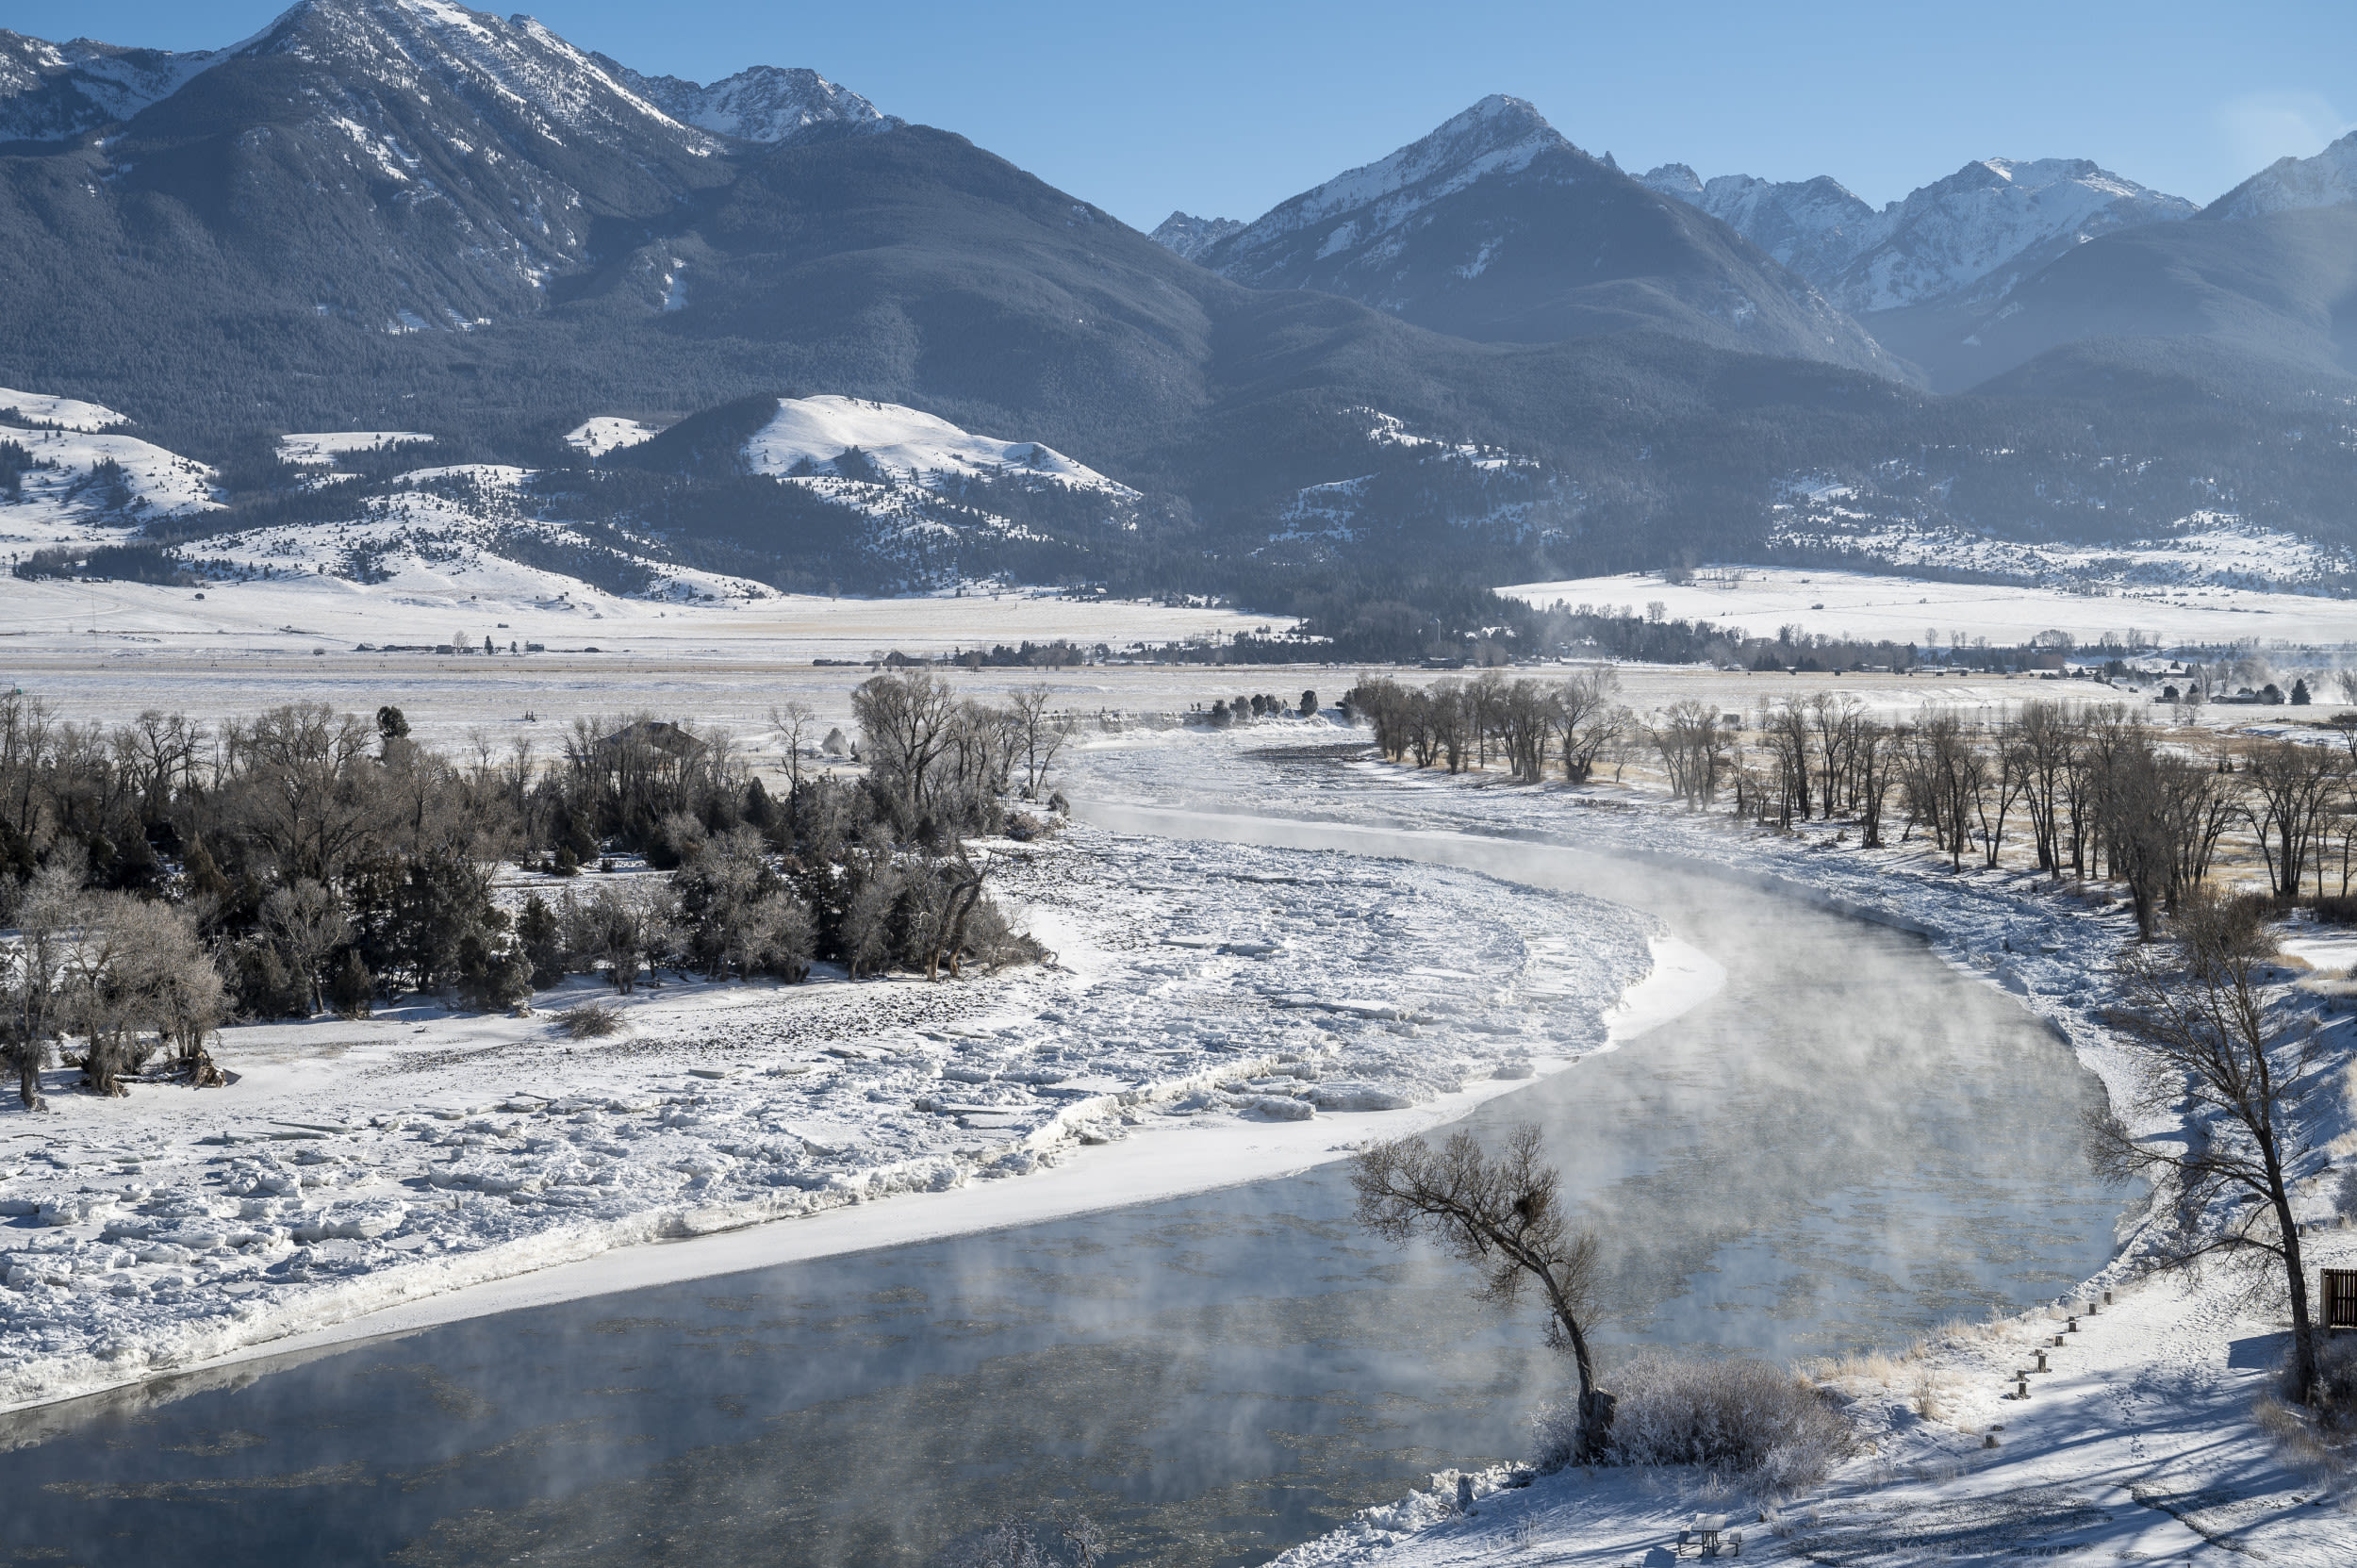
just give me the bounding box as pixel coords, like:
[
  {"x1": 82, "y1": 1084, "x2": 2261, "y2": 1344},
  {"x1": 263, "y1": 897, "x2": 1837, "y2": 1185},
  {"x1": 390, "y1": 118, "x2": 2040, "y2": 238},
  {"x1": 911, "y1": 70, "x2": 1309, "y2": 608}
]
[
  {"x1": 557, "y1": 999, "x2": 626, "y2": 1039},
  {"x1": 2255, "y1": 1395, "x2": 2348, "y2": 1484}
]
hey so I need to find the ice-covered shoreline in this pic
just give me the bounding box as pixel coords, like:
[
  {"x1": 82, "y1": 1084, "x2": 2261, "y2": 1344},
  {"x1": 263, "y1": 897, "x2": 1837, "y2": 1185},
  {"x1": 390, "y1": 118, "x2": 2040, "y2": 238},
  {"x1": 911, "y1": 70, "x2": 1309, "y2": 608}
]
[{"x1": 0, "y1": 813, "x2": 1680, "y2": 1415}]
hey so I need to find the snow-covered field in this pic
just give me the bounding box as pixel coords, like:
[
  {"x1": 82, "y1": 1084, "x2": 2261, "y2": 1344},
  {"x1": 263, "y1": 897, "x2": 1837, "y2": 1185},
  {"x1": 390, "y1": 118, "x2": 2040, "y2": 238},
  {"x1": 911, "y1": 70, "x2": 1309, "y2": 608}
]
[
  {"x1": 0, "y1": 801, "x2": 1663, "y2": 1412},
  {"x1": 1504, "y1": 564, "x2": 2357, "y2": 648}
]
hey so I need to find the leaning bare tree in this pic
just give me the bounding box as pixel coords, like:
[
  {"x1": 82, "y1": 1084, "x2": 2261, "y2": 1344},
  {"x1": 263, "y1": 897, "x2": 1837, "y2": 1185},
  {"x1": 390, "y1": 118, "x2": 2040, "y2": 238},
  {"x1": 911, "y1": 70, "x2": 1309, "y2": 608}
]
[
  {"x1": 1352, "y1": 1124, "x2": 1615, "y2": 1460},
  {"x1": 2087, "y1": 891, "x2": 2324, "y2": 1404}
]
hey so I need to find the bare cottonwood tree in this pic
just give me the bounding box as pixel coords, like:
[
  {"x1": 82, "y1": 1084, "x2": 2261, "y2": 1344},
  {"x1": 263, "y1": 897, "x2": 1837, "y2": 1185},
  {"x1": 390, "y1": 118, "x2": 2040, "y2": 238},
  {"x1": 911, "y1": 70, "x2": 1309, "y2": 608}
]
[
  {"x1": 1650, "y1": 701, "x2": 1728, "y2": 809},
  {"x1": 1007, "y1": 686, "x2": 1069, "y2": 800},
  {"x1": 2087, "y1": 893, "x2": 2324, "y2": 1404},
  {"x1": 1352, "y1": 1125, "x2": 1615, "y2": 1461},
  {"x1": 1, "y1": 862, "x2": 79, "y2": 1108},
  {"x1": 769, "y1": 701, "x2": 817, "y2": 792},
  {"x1": 2242, "y1": 739, "x2": 2343, "y2": 900},
  {"x1": 1556, "y1": 668, "x2": 1624, "y2": 784},
  {"x1": 258, "y1": 879, "x2": 347, "y2": 1015}
]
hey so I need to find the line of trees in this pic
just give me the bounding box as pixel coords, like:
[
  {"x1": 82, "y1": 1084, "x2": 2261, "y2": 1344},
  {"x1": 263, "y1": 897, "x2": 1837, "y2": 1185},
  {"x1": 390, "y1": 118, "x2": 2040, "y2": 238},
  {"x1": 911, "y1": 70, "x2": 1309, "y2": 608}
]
[
  {"x1": 1349, "y1": 670, "x2": 1628, "y2": 784},
  {"x1": 0, "y1": 675, "x2": 1063, "y2": 1109},
  {"x1": 1350, "y1": 677, "x2": 2357, "y2": 942}
]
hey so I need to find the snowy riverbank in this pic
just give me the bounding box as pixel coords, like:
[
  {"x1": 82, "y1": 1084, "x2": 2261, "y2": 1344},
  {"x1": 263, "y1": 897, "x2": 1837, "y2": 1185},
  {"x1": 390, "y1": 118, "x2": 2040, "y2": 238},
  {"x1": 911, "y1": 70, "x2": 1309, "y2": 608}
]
[
  {"x1": 1052, "y1": 732, "x2": 2357, "y2": 1565},
  {"x1": 0, "y1": 815, "x2": 1678, "y2": 1414}
]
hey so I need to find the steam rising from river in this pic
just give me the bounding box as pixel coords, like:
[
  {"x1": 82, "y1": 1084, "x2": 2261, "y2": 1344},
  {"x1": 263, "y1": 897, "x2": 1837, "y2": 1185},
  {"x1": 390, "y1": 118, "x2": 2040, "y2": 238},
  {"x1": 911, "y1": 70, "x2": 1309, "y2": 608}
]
[{"x1": 0, "y1": 771, "x2": 2118, "y2": 1567}]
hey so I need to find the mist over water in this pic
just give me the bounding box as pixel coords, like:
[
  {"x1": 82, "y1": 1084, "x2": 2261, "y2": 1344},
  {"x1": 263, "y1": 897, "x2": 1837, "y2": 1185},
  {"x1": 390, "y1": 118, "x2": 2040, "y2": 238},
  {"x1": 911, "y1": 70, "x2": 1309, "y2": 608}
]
[{"x1": 0, "y1": 784, "x2": 2121, "y2": 1566}]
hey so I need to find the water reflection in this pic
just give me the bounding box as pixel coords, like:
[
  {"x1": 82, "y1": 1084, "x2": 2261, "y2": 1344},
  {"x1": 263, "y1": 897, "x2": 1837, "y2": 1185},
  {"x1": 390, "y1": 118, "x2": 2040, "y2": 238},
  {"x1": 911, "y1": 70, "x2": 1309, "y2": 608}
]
[{"x1": 0, "y1": 813, "x2": 2120, "y2": 1566}]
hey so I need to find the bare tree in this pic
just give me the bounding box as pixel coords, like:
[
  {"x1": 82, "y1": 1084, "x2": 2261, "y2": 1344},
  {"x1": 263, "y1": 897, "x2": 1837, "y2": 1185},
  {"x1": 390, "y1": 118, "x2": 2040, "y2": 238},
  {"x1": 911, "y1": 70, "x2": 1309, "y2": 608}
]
[
  {"x1": 1650, "y1": 701, "x2": 1727, "y2": 809},
  {"x1": 1352, "y1": 1125, "x2": 1615, "y2": 1461},
  {"x1": 768, "y1": 701, "x2": 816, "y2": 793},
  {"x1": 2087, "y1": 892, "x2": 2324, "y2": 1404},
  {"x1": 1, "y1": 862, "x2": 79, "y2": 1108},
  {"x1": 854, "y1": 672, "x2": 960, "y2": 817},
  {"x1": 1007, "y1": 687, "x2": 1069, "y2": 800},
  {"x1": 2243, "y1": 739, "x2": 2343, "y2": 899},
  {"x1": 258, "y1": 879, "x2": 347, "y2": 1015},
  {"x1": 1556, "y1": 668, "x2": 1624, "y2": 784}
]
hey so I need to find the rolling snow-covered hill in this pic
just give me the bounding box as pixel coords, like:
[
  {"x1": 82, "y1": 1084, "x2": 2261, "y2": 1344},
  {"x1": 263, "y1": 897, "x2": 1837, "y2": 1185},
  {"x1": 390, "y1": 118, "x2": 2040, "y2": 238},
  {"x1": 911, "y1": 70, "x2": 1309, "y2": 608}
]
[
  {"x1": 2, "y1": 384, "x2": 1152, "y2": 602},
  {"x1": 739, "y1": 396, "x2": 1135, "y2": 495}
]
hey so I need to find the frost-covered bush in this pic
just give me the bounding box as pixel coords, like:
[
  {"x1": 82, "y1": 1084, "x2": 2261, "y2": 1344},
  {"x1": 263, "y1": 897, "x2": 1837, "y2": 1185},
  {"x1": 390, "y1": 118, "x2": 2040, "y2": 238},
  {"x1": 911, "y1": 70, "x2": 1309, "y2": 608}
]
[
  {"x1": 559, "y1": 1000, "x2": 624, "y2": 1040},
  {"x1": 1534, "y1": 1354, "x2": 1852, "y2": 1488}
]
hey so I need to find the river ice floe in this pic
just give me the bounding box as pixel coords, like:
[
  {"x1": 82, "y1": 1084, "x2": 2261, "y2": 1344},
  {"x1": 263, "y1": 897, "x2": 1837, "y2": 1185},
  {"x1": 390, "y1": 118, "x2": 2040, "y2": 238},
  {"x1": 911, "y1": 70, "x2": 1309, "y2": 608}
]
[{"x1": 0, "y1": 816, "x2": 1654, "y2": 1411}]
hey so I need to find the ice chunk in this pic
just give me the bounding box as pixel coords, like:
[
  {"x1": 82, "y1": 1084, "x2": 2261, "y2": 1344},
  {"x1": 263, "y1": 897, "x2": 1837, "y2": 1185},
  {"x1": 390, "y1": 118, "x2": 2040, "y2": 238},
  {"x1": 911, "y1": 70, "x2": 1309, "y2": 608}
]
[{"x1": 1310, "y1": 1081, "x2": 1426, "y2": 1113}]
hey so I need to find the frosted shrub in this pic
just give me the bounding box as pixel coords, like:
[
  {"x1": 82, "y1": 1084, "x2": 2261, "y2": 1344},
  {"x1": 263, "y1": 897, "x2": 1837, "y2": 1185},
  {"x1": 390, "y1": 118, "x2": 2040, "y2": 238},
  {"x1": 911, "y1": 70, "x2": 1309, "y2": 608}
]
[
  {"x1": 1534, "y1": 1354, "x2": 1853, "y2": 1489},
  {"x1": 559, "y1": 999, "x2": 625, "y2": 1039}
]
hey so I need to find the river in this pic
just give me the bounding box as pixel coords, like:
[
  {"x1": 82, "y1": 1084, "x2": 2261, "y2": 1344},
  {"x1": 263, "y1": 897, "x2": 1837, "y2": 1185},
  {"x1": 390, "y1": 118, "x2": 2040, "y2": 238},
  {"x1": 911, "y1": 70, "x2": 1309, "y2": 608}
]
[{"x1": 0, "y1": 808, "x2": 2121, "y2": 1565}]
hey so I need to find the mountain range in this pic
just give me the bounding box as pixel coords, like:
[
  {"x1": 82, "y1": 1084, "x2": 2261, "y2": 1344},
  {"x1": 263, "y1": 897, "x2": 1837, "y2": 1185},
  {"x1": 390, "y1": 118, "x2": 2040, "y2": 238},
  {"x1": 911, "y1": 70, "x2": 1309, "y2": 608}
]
[{"x1": 3, "y1": 0, "x2": 2356, "y2": 635}]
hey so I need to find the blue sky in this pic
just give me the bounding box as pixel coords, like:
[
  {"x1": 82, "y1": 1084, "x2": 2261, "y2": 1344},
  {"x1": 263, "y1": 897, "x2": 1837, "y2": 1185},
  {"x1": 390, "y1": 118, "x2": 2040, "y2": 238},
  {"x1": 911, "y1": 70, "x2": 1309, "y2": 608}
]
[{"x1": 20, "y1": 0, "x2": 2356, "y2": 226}]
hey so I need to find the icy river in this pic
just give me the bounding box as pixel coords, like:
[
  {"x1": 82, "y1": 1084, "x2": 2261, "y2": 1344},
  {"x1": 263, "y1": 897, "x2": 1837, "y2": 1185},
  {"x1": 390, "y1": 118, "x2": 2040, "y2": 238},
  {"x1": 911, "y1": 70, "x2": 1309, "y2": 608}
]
[{"x1": 0, "y1": 808, "x2": 2123, "y2": 1566}]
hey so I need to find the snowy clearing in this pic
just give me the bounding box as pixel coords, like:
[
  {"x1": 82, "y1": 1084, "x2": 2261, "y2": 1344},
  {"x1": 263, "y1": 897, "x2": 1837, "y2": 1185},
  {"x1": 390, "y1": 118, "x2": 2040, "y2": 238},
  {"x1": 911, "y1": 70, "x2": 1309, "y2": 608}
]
[
  {"x1": 561, "y1": 416, "x2": 664, "y2": 457},
  {"x1": 274, "y1": 432, "x2": 434, "y2": 466},
  {"x1": 1502, "y1": 566, "x2": 2357, "y2": 648}
]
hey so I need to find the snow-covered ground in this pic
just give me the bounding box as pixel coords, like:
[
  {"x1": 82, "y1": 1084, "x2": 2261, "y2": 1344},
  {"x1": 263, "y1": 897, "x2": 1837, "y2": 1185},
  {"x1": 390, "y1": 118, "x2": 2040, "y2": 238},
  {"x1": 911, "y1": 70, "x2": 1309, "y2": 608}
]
[
  {"x1": 1053, "y1": 733, "x2": 2357, "y2": 1565},
  {"x1": 562, "y1": 416, "x2": 663, "y2": 457},
  {"x1": 0, "y1": 809, "x2": 1665, "y2": 1412},
  {"x1": 0, "y1": 388, "x2": 130, "y2": 434},
  {"x1": 276, "y1": 431, "x2": 434, "y2": 466},
  {"x1": 741, "y1": 394, "x2": 1135, "y2": 495},
  {"x1": 1504, "y1": 564, "x2": 2357, "y2": 648}
]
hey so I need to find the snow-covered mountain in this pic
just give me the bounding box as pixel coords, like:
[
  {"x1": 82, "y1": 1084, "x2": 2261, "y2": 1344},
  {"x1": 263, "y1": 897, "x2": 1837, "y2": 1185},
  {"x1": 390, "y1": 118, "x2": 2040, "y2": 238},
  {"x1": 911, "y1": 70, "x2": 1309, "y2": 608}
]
[
  {"x1": 1637, "y1": 166, "x2": 1880, "y2": 301},
  {"x1": 1641, "y1": 157, "x2": 2195, "y2": 313},
  {"x1": 0, "y1": 30, "x2": 221, "y2": 142},
  {"x1": 1148, "y1": 211, "x2": 1245, "y2": 261},
  {"x1": 595, "y1": 58, "x2": 894, "y2": 143},
  {"x1": 230, "y1": 0, "x2": 717, "y2": 158},
  {"x1": 2207, "y1": 128, "x2": 2357, "y2": 220},
  {"x1": 1195, "y1": 96, "x2": 1906, "y2": 379}
]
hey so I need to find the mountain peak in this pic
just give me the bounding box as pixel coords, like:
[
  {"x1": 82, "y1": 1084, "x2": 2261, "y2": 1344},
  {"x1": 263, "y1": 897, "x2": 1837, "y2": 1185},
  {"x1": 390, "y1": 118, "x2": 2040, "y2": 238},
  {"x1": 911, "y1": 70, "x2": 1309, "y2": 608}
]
[
  {"x1": 0, "y1": 29, "x2": 222, "y2": 141},
  {"x1": 1652, "y1": 154, "x2": 2193, "y2": 313},
  {"x1": 1639, "y1": 162, "x2": 1703, "y2": 199},
  {"x1": 1149, "y1": 211, "x2": 1244, "y2": 261},
  {"x1": 597, "y1": 58, "x2": 893, "y2": 143},
  {"x1": 2207, "y1": 128, "x2": 2357, "y2": 221},
  {"x1": 1211, "y1": 94, "x2": 1571, "y2": 252}
]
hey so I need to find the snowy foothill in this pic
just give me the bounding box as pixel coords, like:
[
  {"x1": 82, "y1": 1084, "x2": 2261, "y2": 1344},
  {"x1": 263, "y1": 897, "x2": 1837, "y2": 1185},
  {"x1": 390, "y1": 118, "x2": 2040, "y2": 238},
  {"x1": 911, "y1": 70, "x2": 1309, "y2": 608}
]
[
  {"x1": 1502, "y1": 563, "x2": 2357, "y2": 649},
  {"x1": 561, "y1": 416, "x2": 665, "y2": 458},
  {"x1": 740, "y1": 394, "x2": 1138, "y2": 496},
  {"x1": 0, "y1": 814, "x2": 1663, "y2": 1413},
  {"x1": 0, "y1": 426, "x2": 219, "y2": 522},
  {"x1": 1052, "y1": 729, "x2": 2357, "y2": 1564},
  {"x1": 0, "y1": 388, "x2": 129, "y2": 435}
]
